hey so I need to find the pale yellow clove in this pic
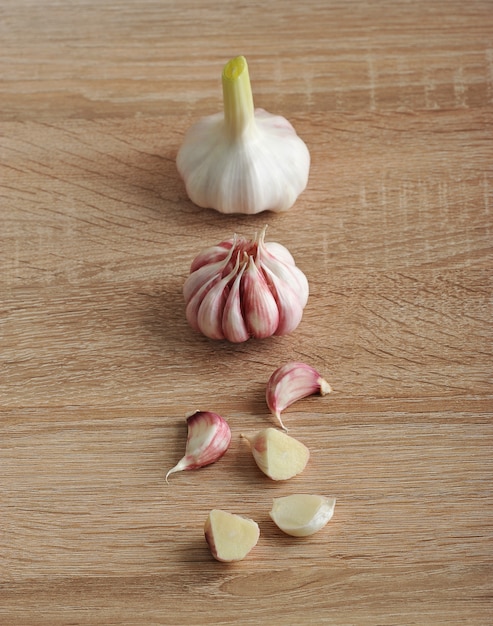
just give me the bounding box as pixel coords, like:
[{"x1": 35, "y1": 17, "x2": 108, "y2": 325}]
[
  {"x1": 269, "y1": 494, "x2": 336, "y2": 537},
  {"x1": 204, "y1": 509, "x2": 260, "y2": 562},
  {"x1": 241, "y1": 427, "x2": 310, "y2": 481}
]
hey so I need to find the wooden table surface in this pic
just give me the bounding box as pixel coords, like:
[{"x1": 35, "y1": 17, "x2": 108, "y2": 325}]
[{"x1": 1, "y1": 1, "x2": 492, "y2": 624}]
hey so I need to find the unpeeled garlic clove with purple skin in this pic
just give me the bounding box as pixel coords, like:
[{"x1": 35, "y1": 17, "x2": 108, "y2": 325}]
[
  {"x1": 266, "y1": 362, "x2": 332, "y2": 431},
  {"x1": 166, "y1": 411, "x2": 232, "y2": 482},
  {"x1": 183, "y1": 226, "x2": 309, "y2": 343},
  {"x1": 241, "y1": 255, "x2": 280, "y2": 339},
  {"x1": 257, "y1": 239, "x2": 309, "y2": 308}
]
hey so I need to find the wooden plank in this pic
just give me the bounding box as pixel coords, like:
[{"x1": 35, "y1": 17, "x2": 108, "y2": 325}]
[{"x1": 1, "y1": 1, "x2": 492, "y2": 623}]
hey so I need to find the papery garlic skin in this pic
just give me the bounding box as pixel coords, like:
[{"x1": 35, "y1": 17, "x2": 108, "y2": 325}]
[
  {"x1": 183, "y1": 227, "x2": 309, "y2": 342},
  {"x1": 266, "y1": 362, "x2": 332, "y2": 430},
  {"x1": 166, "y1": 411, "x2": 231, "y2": 482},
  {"x1": 270, "y1": 494, "x2": 336, "y2": 537},
  {"x1": 241, "y1": 427, "x2": 310, "y2": 481},
  {"x1": 176, "y1": 56, "x2": 310, "y2": 215}
]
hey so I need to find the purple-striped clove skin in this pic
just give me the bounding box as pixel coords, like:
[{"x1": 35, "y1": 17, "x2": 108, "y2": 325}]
[
  {"x1": 183, "y1": 226, "x2": 309, "y2": 342},
  {"x1": 266, "y1": 362, "x2": 332, "y2": 431},
  {"x1": 269, "y1": 494, "x2": 336, "y2": 537},
  {"x1": 166, "y1": 411, "x2": 232, "y2": 482}
]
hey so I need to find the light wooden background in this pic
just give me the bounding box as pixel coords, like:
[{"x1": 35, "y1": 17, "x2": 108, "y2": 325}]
[{"x1": 1, "y1": 1, "x2": 492, "y2": 624}]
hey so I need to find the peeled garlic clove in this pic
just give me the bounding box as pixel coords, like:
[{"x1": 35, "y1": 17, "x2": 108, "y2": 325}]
[
  {"x1": 269, "y1": 494, "x2": 336, "y2": 537},
  {"x1": 166, "y1": 411, "x2": 231, "y2": 482},
  {"x1": 204, "y1": 509, "x2": 260, "y2": 562},
  {"x1": 241, "y1": 427, "x2": 310, "y2": 481},
  {"x1": 266, "y1": 362, "x2": 332, "y2": 430},
  {"x1": 176, "y1": 56, "x2": 310, "y2": 215}
]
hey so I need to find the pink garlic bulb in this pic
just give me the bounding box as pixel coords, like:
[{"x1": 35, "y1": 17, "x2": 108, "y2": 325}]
[{"x1": 183, "y1": 227, "x2": 309, "y2": 342}]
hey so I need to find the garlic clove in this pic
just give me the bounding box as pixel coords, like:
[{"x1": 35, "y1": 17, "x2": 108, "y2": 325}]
[
  {"x1": 183, "y1": 259, "x2": 226, "y2": 304},
  {"x1": 266, "y1": 362, "x2": 332, "y2": 430},
  {"x1": 184, "y1": 238, "x2": 236, "y2": 303},
  {"x1": 166, "y1": 411, "x2": 232, "y2": 482},
  {"x1": 195, "y1": 277, "x2": 228, "y2": 340},
  {"x1": 176, "y1": 56, "x2": 310, "y2": 215},
  {"x1": 257, "y1": 239, "x2": 309, "y2": 309},
  {"x1": 204, "y1": 509, "x2": 260, "y2": 562},
  {"x1": 195, "y1": 256, "x2": 241, "y2": 340},
  {"x1": 273, "y1": 261, "x2": 310, "y2": 310},
  {"x1": 221, "y1": 263, "x2": 250, "y2": 343},
  {"x1": 241, "y1": 427, "x2": 310, "y2": 481},
  {"x1": 189, "y1": 241, "x2": 233, "y2": 273},
  {"x1": 241, "y1": 255, "x2": 279, "y2": 339},
  {"x1": 264, "y1": 241, "x2": 295, "y2": 266},
  {"x1": 185, "y1": 273, "x2": 222, "y2": 332},
  {"x1": 269, "y1": 494, "x2": 336, "y2": 537},
  {"x1": 262, "y1": 265, "x2": 304, "y2": 336}
]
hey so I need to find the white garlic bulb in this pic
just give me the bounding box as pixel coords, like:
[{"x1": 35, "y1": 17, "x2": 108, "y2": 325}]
[
  {"x1": 183, "y1": 226, "x2": 309, "y2": 342},
  {"x1": 176, "y1": 56, "x2": 310, "y2": 215}
]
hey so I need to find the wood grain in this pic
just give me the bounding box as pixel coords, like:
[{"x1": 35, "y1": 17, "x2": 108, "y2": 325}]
[{"x1": 1, "y1": 1, "x2": 492, "y2": 624}]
